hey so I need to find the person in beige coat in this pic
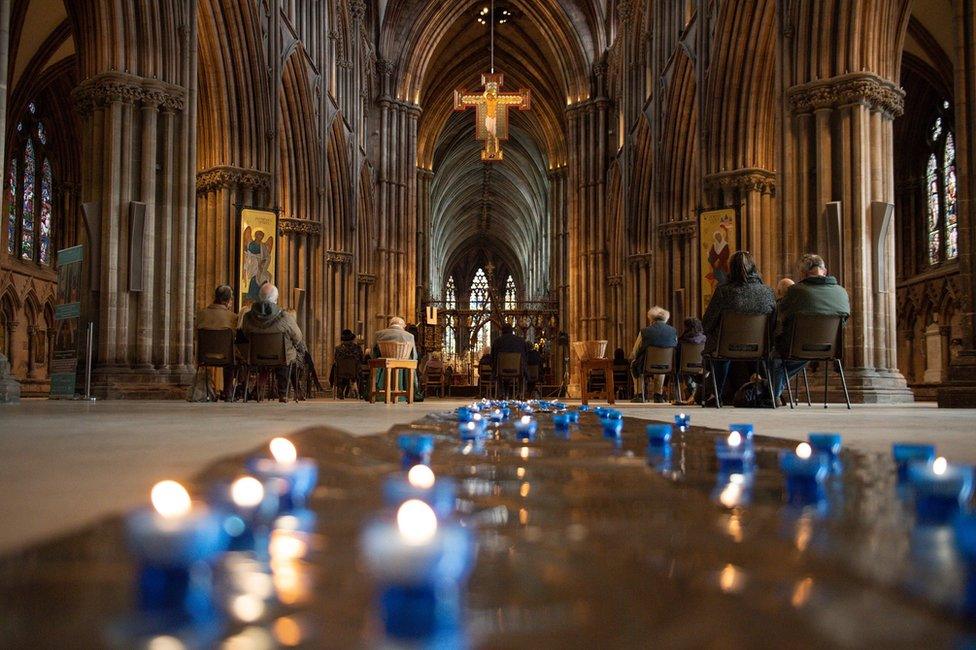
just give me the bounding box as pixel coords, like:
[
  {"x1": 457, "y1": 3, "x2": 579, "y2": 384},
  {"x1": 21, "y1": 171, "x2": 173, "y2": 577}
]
[
  {"x1": 241, "y1": 283, "x2": 305, "y2": 401},
  {"x1": 196, "y1": 285, "x2": 238, "y2": 399}
]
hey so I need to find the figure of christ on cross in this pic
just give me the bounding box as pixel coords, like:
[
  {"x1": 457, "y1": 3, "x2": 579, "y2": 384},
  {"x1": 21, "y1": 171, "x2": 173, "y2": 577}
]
[{"x1": 454, "y1": 73, "x2": 531, "y2": 162}]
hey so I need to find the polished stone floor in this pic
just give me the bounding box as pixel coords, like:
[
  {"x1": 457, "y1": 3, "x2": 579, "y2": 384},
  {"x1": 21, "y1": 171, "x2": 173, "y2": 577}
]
[{"x1": 1, "y1": 398, "x2": 974, "y2": 555}]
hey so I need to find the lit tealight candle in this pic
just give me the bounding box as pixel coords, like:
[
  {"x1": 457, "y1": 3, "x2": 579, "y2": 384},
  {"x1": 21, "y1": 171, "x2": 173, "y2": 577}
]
[
  {"x1": 246, "y1": 438, "x2": 318, "y2": 512},
  {"x1": 407, "y1": 465, "x2": 436, "y2": 490},
  {"x1": 397, "y1": 499, "x2": 438, "y2": 546},
  {"x1": 715, "y1": 432, "x2": 754, "y2": 474},
  {"x1": 125, "y1": 480, "x2": 226, "y2": 614},
  {"x1": 514, "y1": 415, "x2": 538, "y2": 442},
  {"x1": 398, "y1": 434, "x2": 435, "y2": 470},
  {"x1": 383, "y1": 465, "x2": 456, "y2": 517},
  {"x1": 674, "y1": 412, "x2": 691, "y2": 432},
  {"x1": 893, "y1": 443, "x2": 936, "y2": 482},
  {"x1": 231, "y1": 476, "x2": 265, "y2": 509},
  {"x1": 908, "y1": 456, "x2": 974, "y2": 523},
  {"x1": 780, "y1": 444, "x2": 829, "y2": 505}
]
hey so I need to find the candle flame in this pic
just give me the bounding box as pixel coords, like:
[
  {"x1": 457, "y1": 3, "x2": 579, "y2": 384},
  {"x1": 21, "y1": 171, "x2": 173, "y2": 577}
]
[
  {"x1": 407, "y1": 464, "x2": 436, "y2": 489},
  {"x1": 150, "y1": 480, "x2": 192, "y2": 519},
  {"x1": 231, "y1": 476, "x2": 265, "y2": 508},
  {"x1": 727, "y1": 431, "x2": 742, "y2": 447},
  {"x1": 270, "y1": 438, "x2": 298, "y2": 465},
  {"x1": 396, "y1": 499, "x2": 438, "y2": 546},
  {"x1": 796, "y1": 443, "x2": 812, "y2": 460},
  {"x1": 934, "y1": 456, "x2": 948, "y2": 476},
  {"x1": 520, "y1": 415, "x2": 532, "y2": 425}
]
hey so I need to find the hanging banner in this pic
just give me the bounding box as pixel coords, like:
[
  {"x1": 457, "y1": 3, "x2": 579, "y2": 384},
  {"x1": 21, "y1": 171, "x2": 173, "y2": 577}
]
[
  {"x1": 237, "y1": 207, "x2": 278, "y2": 311},
  {"x1": 50, "y1": 245, "x2": 83, "y2": 398},
  {"x1": 698, "y1": 208, "x2": 738, "y2": 316}
]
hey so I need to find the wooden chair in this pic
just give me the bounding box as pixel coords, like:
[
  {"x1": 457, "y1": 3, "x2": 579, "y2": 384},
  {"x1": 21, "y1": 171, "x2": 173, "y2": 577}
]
[
  {"x1": 526, "y1": 364, "x2": 541, "y2": 398},
  {"x1": 581, "y1": 357, "x2": 615, "y2": 406},
  {"x1": 243, "y1": 332, "x2": 295, "y2": 403},
  {"x1": 704, "y1": 311, "x2": 775, "y2": 409},
  {"x1": 369, "y1": 357, "x2": 418, "y2": 404},
  {"x1": 496, "y1": 352, "x2": 524, "y2": 399},
  {"x1": 192, "y1": 328, "x2": 236, "y2": 401},
  {"x1": 640, "y1": 346, "x2": 675, "y2": 403},
  {"x1": 424, "y1": 358, "x2": 446, "y2": 398},
  {"x1": 612, "y1": 361, "x2": 631, "y2": 400},
  {"x1": 334, "y1": 356, "x2": 360, "y2": 399},
  {"x1": 781, "y1": 315, "x2": 851, "y2": 409},
  {"x1": 675, "y1": 341, "x2": 705, "y2": 403},
  {"x1": 478, "y1": 363, "x2": 496, "y2": 399}
]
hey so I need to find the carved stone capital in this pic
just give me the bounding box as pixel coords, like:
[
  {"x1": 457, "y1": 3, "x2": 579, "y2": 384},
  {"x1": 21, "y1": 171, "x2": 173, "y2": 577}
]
[
  {"x1": 375, "y1": 58, "x2": 395, "y2": 76},
  {"x1": 73, "y1": 72, "x2": 186, "y2": 116},
  {"x1": 326, "y1": 250, "x2": 354, "y2": 265},
  {"x1": 617, "y1": 0, "x2": 635, "y2": 22},
  {"x1": 608, "y1": 275, "x2": 623, "y2": 287},
  {"x1": 279, "y1": 218, "x2": 321, "y2": 236},
  {"x1": 705, "y1": 168, "x2": 777, "y2": 195},
  {"x1": 657, "y1": 219, "x2": 698, "y2": 238},
  {"x1": 787, "y1": 72, "x2": 905, "y2": 118},
  {"x1": 196, "y1": 165, "x2": 272, "y2": 193},
  {"x1": 349, "y1": 0, "x2": 367, "y2": 21},
  {"x1": 627, "y1": 252, "x2": 653, "y2": 267}
]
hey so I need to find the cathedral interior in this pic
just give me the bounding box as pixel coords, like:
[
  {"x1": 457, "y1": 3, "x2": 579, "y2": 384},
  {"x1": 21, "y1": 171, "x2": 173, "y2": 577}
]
[{"x1": 5, "y1": 1, "x2": 976, "y2": 646}]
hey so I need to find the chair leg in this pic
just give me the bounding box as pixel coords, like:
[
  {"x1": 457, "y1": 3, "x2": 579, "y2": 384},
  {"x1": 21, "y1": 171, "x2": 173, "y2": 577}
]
[
  {"x1": 785, "y1": 361, "x2": 795, "y2": 409},
  {"x1": 802, "y1": 366, "x2": 812, "y2": 406},
  {"x1": 675, "y1": 372, "x2": 683, "y2": 404},
  {"x1": 823, "y1": 360, "x2": 830, "y2": 409},
  {"x1": 836, "y1": 358, "x2": 852, "y2": 410},
  {"x1": 710, "y1": 360, "x2": 723, "y2": 408},
  {"x1": 243, "y1": 367, "x2": 251, "y2": 403},
  {"x1": 762, "y1": 360, "x2": 777, "y2": 409}
]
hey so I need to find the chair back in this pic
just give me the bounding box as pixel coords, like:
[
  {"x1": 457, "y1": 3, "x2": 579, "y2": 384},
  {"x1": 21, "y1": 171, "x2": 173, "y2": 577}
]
[
  {"x1": 678, "y1": 342, "x2": 705, "y2": 375},
  {"x1": 787, "y1": 315, "x2": 842, "y2": 360},
  {"x1": 713, "y1": 311, "x2": 770, "y2": 359},
  {"x1": 497, "y1": 352, "x2": 523, "y2": 379},
  {"x1": 335, "y1": 356, "x2": 359, "y2": 380},
  {"x1": 247, "y1": 332, "x2": 287, "y2": 367},
  {"x1": 526, "y1": 364, "x2": 540, "y2": 382},
  {"x1": 197, "y1": 329, "x2": 235, "y2": 367},
  {"x1": 378, "y1": 340, "x2": 412, "y2": 360},
  {"x1": 479, "y1": 363, "x2": 493, "y2": 380},
  {"x1": 425, "y1": 359, "x2": 444, "y2": 385},
  {"x1": 642, "y1": 346, "x2": 674, "y2": 375}
]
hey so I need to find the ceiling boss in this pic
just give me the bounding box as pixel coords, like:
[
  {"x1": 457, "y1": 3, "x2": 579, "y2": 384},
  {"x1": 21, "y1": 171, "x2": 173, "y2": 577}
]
[{"x1": 454, "y1": 3, "x2": 531, "y2": 162}]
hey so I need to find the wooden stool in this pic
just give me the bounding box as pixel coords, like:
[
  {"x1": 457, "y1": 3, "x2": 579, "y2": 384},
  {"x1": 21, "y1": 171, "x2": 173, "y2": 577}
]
[
  {"x1": 581, "y1": 357, "x2": 615, "y2": 406},
  {"x1": 369, "y1": 358, "x2": 418, "y2": 404}
]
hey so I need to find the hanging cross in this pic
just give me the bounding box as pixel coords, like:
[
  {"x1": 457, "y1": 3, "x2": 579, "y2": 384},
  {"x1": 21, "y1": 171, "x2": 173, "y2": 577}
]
[{"x1": 454, "y1": 73, "x2": 531, "y2": 162}]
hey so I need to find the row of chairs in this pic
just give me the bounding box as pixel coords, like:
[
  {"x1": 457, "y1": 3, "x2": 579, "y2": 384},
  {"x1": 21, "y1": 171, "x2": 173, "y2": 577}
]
[
  {"x1": 636, "y1": 311, "x2": 851, "y2": 409},
  {"x1": 479, "y1": 353, "x2": 538, "y2": 400},
  {"x1": 194, "y1": 329, "x2": 299, "y2": 402}
]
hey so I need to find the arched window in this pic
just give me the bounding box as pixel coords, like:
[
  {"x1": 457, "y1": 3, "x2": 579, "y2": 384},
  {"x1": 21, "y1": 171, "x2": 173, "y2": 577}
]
[
  {"x1": 504, "y1": 275, "x2": 517, "y2": 310},
  {"x1": 5, "y1": 102, "x2": 54, "y2": 265},
  {"x1": 444, "y1": 323, "x2": 456, "y2": 357},
  {"x1": 445, "y1": 276, "x2": 456, "y2": 309},
  {"x1": 469, "y1": 268, "x2": 490, "y2": 310},
  {"x1": 925, "y1": 102, "x2": 958, "y2": 265},
  {"x1": 473, "y1": 322, "x2": 491, "y2": 353}
]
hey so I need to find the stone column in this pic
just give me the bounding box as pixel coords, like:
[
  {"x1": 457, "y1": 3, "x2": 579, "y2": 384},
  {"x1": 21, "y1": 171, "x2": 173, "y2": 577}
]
[{"x1": 787, "y1": 73, "x2": 913, "y2": 403}]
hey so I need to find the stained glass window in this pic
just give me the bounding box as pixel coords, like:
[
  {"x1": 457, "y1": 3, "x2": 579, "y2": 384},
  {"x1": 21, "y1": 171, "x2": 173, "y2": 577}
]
[
  {"x1": 474, "y1": 323, "x2": 491, "y2": 353},
  {"x1": 925, "y1": 106, "x2": 959, "y2": 265},
  {"x1": 445, "y1": 276, "x2": 456, "y2": 309},
  {"x1": 444, "y1": 324, "x2": 456, "y2": 357},
  {"x1": 504, "y1": 275, "x2": 517, "y2": 310},
  {"x1": 39, "y1": 159, "x2": 52, "y2": 264},
  {"x1": 6, "y1": 158, "x2": 16, "y2": 256},
  {"x1": 20, "y1": 139, "x2": 35, "y2": 261},
  {"x1": 5, "y1": 104, "x2": 54, "y2": 265},
  {"x1": 470, "y1": 268, "x2": 490, "y2": 310}
]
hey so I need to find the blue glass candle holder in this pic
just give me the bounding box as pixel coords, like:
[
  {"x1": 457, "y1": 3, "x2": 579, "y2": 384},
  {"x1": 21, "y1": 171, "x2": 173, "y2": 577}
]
[
  {"x1": 809, "y1": 433, "x2": 842, "y2": 459},
  {"x1": 715, "y1": 436, "x2": 755, "y2": 474},
  {"x1": 779, "y1": 450, "x2": 829, "y2": 504},
  {"x1": 674, "y1": 412, "x2": 691, "y2": 432},
  {"x1": 398, "y1": 434, "x2": 435, "y2": 470},
  {"x1": 567, "y1": 410, "x2": 580, "y2": 424},
  {"x1": 456, "y1": 407, "x2": 475, "y2": 423},
  {"x1": 893, "y1": 443, "x2": 936, "y2": 482},
  {"x1": 514, "y1": 416, "x2": 538, "y2": 442},
  {"x1": 382, "y1": 476, "x2": 457, "y2": 518},
  {"x1": 362, "y1": 517, "x2": 476, "y2": 642},
  {"x1": 908, "y1": 459, "x2": 974, "y2": 523},
  {"x1": 458, "y1": 420, "x2": 487, "y2": 441},
  {"x1": 245, "y1": 456, "x2": 318, "y2": 512},
  {"x1": 729, "y1": 423, "x2": 755, "y2": 443},
  {"x1": 601, "y1": 417, "x2": 624, "y2": 439},
  {"x1": 646, "y1": 423, "x2": 673, "y2": 447},
  {"x1": 125, "y1": 506, "x2": 227, "y2": 615},
  {"x1": 488, "y1": 409, "x2": 506, "y2": 424},
  {"x1": 646, "y1": 444, "x2": 673, "y2": 473},
  {"x1": 552, "y1": 413, "x2": 571, "y2": 433}
]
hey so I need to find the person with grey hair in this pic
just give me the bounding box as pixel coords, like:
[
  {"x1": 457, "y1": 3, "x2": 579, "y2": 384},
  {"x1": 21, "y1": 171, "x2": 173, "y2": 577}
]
[
  {"x1": 630, "y1": 306, "x2": 678, "y2": 403},
  {"x1": 241, "y1": 282, "x2": 306, "y2": 402},
  {"x1": 372, "y1": 316, "x2": 419, "y2": 402},
  {"x1": 196, "y1": 284, "x2": 239, "y2": 400},
  {"x1": 772, "y1": 253, "x2": 851, "y2": 398}
]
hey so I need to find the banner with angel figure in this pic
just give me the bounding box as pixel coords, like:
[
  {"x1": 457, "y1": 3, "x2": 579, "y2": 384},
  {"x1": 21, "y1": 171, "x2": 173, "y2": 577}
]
[
  {"x1": 238, "y1": 208, "x2": 277, "y2": 309},
  {"x1": 698, "y1": 208, "x2": 738, "y2": 315}
]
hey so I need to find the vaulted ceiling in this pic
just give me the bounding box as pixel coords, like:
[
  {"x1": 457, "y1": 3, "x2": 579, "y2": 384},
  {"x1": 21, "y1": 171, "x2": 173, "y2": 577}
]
[{"x1": 380, "y1": 0, "x2": 607, "y2": 299}]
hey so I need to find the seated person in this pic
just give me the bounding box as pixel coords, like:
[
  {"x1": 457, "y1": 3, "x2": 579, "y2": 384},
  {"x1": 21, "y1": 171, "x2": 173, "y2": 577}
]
[
  {"x1": 677, "y1": 318, "x2": 706, "y2": 404},
  {"x1": 372, "y1": 317, "x2": 419, "y2": 400},
  {"x1": 630, "y1": 306, "x2": 678, "y2": 403},
  {"x1": 776, "y1": 277, "x2": 796, "y2": 301},
  {"x1": 611, "y1": 347, "x2": 630, "y2": 400},
  {"x1": 331, "y1": 328, "x2": 364, "y2": 398},
  {"x1": 241, "y1": 283, "x2": 306, "y2": 402},
  {"x1": 478, "y1": 346, "x2": 493, "y2": 372},
  {"x1": 702, "y1": 251, "x2": 775, "y2": 402},
  {"x1": 526, "y1": 343, "x2": 543, "y2": 397},
  {"x1": 196, "y1": 284, "x2": 238, "y2": 401},
  {"x1": 491, "y1": 325, "x2": 528, "y2": 396},
  {"x1": 773, "y1": 253, "x2": 851, "y2": 398}
]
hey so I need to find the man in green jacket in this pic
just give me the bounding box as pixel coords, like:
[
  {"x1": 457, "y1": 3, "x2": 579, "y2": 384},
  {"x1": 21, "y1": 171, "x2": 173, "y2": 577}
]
[{"x1": 773, "y1": 254, "x2": 851, "y2": 398}]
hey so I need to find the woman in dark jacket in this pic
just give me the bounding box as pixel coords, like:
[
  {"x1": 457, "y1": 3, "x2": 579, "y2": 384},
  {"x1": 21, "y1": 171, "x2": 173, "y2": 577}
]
[{"x1": 701, "y1": 251, "x2": 775, "y2": 401}]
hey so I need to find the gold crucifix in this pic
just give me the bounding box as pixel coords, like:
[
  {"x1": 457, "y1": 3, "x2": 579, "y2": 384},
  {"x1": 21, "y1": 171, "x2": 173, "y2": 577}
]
[{"x1": 454, "y1": 73, "x2": 531, "y2": 162}]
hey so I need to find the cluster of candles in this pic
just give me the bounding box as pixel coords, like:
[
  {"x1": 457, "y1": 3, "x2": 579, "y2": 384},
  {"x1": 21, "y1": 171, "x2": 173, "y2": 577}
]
[{"x1": 124, "y1": 436, "x2": 318, "y2": 624}]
